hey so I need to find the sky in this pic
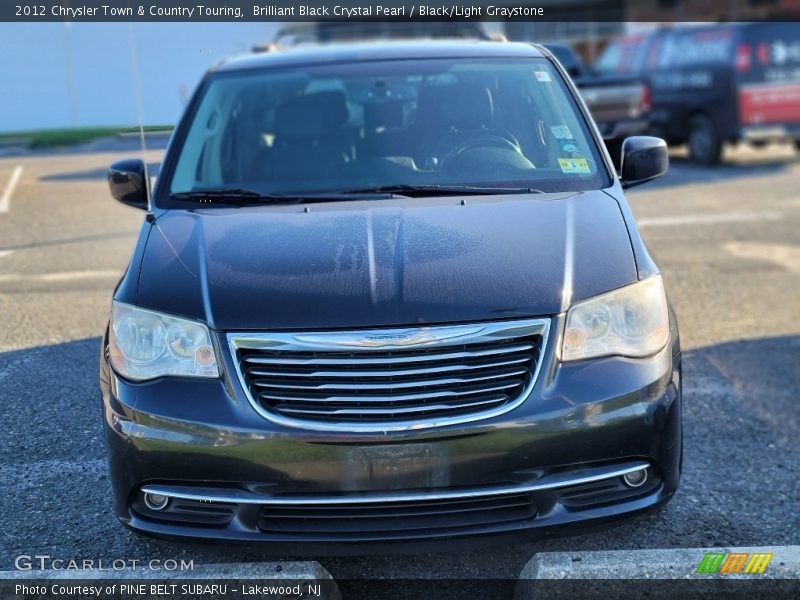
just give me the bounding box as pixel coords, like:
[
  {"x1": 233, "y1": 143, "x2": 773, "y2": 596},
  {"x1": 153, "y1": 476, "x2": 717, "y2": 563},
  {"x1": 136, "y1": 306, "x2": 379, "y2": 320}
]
[{"x1": 0, "y1": 22, "x2": 278, "y2": 132}]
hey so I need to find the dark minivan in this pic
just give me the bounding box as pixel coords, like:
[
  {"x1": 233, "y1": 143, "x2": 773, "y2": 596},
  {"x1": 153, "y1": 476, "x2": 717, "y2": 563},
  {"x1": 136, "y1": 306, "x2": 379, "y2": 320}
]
[
  {"x1": 596, "y1": 23, "x2": 800, "y2": 164},
  {"x1": 100, "y1": 41, "x2": 681, "y2": 551}
]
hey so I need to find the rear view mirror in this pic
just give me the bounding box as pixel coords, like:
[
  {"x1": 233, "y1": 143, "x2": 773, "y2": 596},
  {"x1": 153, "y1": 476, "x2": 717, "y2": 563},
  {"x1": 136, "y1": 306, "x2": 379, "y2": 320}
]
[
  {"x1": 620, "y1": 137, "x2": 668, "y2": 189},
  {"x1": 108, "y1": 159, "x2": 149, "y2": 210}
]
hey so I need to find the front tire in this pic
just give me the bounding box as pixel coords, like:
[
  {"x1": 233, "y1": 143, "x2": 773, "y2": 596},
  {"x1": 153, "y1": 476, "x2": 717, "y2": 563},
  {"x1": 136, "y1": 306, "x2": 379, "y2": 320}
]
[{"x1": 688, "y1": 114, "x2": 722, "y2": 165}]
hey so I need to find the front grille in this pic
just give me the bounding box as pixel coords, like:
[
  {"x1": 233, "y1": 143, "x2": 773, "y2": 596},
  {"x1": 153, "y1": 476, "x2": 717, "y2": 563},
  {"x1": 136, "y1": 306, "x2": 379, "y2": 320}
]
[
  {"x1": 257, "y1": 492, "x2": 537, "y2": 540},
  {"x1": 229, "y1": 319, "x2": 548, "y2": 429}
]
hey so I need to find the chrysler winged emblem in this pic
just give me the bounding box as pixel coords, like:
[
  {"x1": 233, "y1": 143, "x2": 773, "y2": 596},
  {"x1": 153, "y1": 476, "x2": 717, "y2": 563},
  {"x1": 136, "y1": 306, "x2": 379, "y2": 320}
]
[
  {"x1": 356, "y1": 330, "x2": 432, "y2": 347},
  {"x1": 292, "y1": 324, "x2": 485, "y2": 349}
]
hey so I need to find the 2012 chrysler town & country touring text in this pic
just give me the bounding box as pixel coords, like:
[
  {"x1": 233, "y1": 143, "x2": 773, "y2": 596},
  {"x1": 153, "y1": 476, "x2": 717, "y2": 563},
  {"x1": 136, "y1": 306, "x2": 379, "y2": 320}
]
[{"x1": 100, "y1": 41, "x2": 682, "y2": 551}]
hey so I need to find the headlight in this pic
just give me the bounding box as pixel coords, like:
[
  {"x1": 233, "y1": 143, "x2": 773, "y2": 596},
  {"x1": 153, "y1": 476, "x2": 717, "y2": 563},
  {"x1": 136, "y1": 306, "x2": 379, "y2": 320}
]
[
  {"x1": 561, "y1": 276, "x2": 669, "y2": 361},
  {"x1": 108, "y1": 301, "x2": 219, "y2": 381}
]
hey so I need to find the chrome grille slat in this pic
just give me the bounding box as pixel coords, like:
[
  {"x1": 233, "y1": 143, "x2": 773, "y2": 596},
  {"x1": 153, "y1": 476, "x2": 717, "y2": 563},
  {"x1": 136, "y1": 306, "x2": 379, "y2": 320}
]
[
  {"x1": 257, "y1": 381, "x2": 523, "y2": 404},
  {"x1": 249, "y1": 368, "x2": 529, "y2": 391},
  {"x1": 277, "y1": 396, "x2": 507, "y2": 416},
  {"x1": 245, "y1": 355, "x2": 530, "y2": 378},
  {"x1": 228, "y1": 318, "x2": 549, "y2": 432},
  {"x1": 242, "y1": 343, "x2": 535, "y2": 366}
]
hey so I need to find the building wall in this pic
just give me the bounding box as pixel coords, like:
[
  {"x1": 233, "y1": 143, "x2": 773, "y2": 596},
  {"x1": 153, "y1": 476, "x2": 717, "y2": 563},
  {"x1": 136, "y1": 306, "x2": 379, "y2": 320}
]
[{"x1": 0, "y1": 22, "x2": 278, "y2": 132}]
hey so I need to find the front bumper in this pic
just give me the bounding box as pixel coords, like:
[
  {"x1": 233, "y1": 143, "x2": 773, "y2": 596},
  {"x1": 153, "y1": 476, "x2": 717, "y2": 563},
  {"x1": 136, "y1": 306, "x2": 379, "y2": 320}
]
[
  {"x1": 99, "y1": 316, "x2": 682, "y2": 552},
  {"x1": 740, "y1": 124, "x2": 800, "y2": 143}
]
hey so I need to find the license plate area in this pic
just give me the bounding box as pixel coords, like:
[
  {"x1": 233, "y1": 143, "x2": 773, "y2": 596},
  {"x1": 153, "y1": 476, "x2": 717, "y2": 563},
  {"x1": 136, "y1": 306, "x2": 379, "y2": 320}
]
[{"x1": 342, "y1": 443, "x2": 450, "y2": 491}]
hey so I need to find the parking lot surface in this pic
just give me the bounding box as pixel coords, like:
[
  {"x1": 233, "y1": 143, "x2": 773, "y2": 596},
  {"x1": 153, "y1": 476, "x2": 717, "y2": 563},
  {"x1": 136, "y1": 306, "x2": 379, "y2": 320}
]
[{"x1": 0, "y1": 142, "x2": 798, "y2": 590}]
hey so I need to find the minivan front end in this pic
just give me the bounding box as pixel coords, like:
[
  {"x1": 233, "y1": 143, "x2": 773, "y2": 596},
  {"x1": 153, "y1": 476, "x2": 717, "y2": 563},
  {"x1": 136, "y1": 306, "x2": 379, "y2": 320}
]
[
  {"x1": 101, "y1": 300, "x2": 681, "y2": 550},
  {"x1": 100, "y1": 41, "x2": 681, "y2": 551}
]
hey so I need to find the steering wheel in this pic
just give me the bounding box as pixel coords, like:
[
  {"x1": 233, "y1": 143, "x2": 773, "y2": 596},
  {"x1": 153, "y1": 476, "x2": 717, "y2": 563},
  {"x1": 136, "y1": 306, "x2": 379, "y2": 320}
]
[{"x1": 440, "y1": 135, "x2": 522, "y2": 168}]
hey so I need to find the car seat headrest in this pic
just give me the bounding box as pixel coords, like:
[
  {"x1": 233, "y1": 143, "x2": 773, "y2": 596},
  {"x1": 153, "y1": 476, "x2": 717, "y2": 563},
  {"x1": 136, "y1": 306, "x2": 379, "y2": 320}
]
[{"x1": 274, "y1": 91, "x2": 348, "y2": 138}]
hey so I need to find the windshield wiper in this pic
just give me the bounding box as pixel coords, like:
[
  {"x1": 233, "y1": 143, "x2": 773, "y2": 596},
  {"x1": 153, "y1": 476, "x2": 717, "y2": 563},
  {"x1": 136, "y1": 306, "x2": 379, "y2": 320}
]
[
  {"x1": 169, "y1": 188, "x2": 290, "y2": 205},
  {"x1": 169, "y1": 184, "x2": 544, "y2": 206},
  {"x1": 169, "y1": 187, "x2": 397, "y2": 206},
  {"x1": 339, "y1": 184, "x2": 544, "y2": 197}
]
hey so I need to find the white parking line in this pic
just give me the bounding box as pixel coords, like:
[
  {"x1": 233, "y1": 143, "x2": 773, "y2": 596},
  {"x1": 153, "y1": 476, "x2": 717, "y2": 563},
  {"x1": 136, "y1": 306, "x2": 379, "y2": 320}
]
[
  {"x1": 725, "y1": 241, "x2": 800, "y2": 274},
  {"x1": 0, "y1": 270, "x2": 120, "y2": 283},
  {"x1": 0, "y1": 166, "x2": 23, "y2": 213},
  {"x1": 638, "y1": 210, "x2": 781, "y2": 228},
  {"x1": 0, "y1": 250, "x2": 13, "y2": 258}
]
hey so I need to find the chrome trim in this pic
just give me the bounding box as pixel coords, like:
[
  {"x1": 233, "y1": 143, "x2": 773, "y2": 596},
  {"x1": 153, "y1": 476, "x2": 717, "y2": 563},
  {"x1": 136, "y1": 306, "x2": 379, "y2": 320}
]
[
  {"x1": 622, "y1": 467, "x2": 649, "y2": 488},
  {"x1": 265, "y1": 385, "x2": 520, "y2": 405},
  {"x1": 741, "y1": 125, "x2": 790, "y2": 141},
  {"x1": 279, "y1": 396, "x2": 506, "y2": 416},
  {"x1": 242, "y1": 342, "x2": 536, "y2": 366},
  {"x1": 227, "y1": 318, "x2": 550, "y2": 432},
  {"x1": 247, "y1": 356, "x2": 530, "y2": 378},
  {"x1": 251, "y1": 368, "x2": 528, "y2": 391},
  {"x1": 141, "y1": 460, "x2": 650, "y2": 506},
  {"x1": 143, "y1": 492, "x2": 169, "y2": 511}
]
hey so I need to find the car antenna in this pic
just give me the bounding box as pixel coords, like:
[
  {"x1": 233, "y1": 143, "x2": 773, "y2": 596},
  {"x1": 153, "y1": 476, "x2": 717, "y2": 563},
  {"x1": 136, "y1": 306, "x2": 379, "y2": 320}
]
[{"x1": 127, "y1": 24, "x2": 150, "y2": 210}]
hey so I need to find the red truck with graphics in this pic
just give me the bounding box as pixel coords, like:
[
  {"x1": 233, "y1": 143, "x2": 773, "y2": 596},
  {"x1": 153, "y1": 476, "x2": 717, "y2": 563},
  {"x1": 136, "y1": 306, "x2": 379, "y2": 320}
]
[{"x1": 596, "y1": 23, "x2": 800, "y2": 164}]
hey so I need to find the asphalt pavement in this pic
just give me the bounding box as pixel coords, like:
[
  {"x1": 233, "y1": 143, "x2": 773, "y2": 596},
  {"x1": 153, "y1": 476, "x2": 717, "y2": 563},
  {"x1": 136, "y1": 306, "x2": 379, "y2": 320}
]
[{"x1": 0, "y1": 141, "x2": 798, "y2": 594}]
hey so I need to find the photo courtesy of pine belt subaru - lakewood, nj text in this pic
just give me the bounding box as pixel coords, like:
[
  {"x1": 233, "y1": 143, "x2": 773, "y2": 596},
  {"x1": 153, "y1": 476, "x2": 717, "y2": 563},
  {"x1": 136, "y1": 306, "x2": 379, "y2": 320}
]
[{"x1": 100, "y1": 41, "x2": 681, "y2": 551}]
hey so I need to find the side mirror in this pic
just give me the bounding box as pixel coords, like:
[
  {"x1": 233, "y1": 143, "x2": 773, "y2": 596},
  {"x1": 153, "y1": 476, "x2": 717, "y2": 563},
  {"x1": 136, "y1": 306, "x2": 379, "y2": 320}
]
[
  {"x1": 108, "y1": 159, "x2": 149, "y2": 210},
  {"x1": 620, "y1": 136, "x2": 668, "y2": 189}
]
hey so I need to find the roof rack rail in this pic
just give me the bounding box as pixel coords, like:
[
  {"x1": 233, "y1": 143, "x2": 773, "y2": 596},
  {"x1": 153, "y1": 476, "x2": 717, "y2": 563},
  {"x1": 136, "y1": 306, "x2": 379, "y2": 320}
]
[{"x1": 256, "y1": 22, "x2": 490, "y2": 52}]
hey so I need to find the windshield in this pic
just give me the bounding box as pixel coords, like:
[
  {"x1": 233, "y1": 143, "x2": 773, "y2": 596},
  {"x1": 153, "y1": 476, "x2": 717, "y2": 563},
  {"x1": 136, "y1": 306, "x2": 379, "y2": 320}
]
[{"x1": 162, "y1": 56, "x2": 609, "y2": 205}]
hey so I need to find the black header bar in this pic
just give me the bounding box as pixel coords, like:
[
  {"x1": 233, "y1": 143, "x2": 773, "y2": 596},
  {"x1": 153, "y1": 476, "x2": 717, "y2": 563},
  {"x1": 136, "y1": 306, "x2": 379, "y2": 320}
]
[{"x1": 4, "y1": 0, "x2": 800, "y2": 22}]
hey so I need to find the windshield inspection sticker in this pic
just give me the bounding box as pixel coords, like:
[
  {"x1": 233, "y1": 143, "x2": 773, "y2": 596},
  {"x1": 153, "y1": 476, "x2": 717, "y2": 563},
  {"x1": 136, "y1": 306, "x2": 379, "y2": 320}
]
[
  {"x1": 561, "y1": 142, "x2": 579, "y2": 153},
  {"x1": 550, "y1": 125, "x2": 573, "y2": 139},
  {"x1": 558, "y1": 158, "x2": 591, "y2": 174},
  {"x1": 534, "y1": 70, "x2": 552, "y2": 82}
]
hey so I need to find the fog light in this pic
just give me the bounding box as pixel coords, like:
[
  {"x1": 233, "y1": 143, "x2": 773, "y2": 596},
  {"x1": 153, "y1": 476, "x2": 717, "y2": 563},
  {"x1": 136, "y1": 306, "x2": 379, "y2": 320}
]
[
  {"x1": 144, "y1": 492, "x2": 169, "y2": 510},
  {"x1": 622, "y1": 469, "x2": 648, "y2": 488}
]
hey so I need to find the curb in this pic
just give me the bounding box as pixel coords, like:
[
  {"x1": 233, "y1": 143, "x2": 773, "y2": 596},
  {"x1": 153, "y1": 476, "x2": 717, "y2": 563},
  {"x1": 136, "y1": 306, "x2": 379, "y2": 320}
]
[{"x1": 515, "y1": 546, "x2": 800, "y2": 600}]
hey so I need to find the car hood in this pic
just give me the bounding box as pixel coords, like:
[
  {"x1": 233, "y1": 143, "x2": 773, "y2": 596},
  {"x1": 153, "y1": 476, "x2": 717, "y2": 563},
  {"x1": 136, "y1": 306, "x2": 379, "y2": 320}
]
[{"x1": 136, "y1": 190, "x2": 637, "y2": 330}]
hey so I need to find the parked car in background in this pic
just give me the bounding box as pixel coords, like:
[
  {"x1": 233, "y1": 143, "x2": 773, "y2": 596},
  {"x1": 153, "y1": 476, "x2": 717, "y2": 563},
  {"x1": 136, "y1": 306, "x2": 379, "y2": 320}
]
[
  {"x1": 596, "y1": 23, "x2": 800, "y2": 164},
  {"x1": 545, "y1": 44, "x2": 651, "y2": 167},
  {"x1": 100, "y1": 41, "x2": 681, "y2": 551}
]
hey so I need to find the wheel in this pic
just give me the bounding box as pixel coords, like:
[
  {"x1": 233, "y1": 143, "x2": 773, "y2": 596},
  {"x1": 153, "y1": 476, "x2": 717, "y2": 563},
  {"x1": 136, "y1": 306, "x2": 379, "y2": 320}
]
[
  {"x1": 688, "y1": 114, "x2": 722, "y2": 165},
  {"x1": 794, "y1": 139, "x2": 800, "y2": 152}
]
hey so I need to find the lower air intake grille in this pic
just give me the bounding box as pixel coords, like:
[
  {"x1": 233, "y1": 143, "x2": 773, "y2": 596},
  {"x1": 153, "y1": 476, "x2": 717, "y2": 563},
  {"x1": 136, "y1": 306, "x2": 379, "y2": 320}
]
[{"x1": 257, "y1": 492, "x2": 537, "y2": 539}]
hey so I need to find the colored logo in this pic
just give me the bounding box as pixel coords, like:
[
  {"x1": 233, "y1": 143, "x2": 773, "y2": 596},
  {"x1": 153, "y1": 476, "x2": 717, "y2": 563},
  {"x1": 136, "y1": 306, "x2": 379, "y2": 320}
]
[{"x1": 696, "y1": 552, "x2": 773, "y2": 575}]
